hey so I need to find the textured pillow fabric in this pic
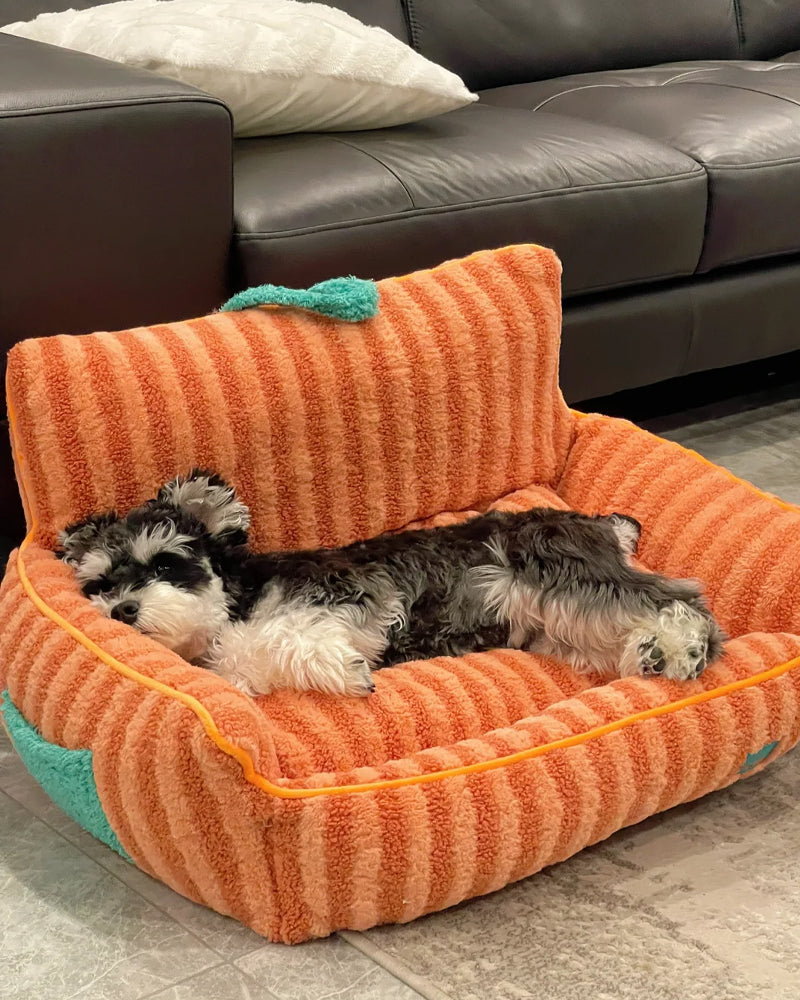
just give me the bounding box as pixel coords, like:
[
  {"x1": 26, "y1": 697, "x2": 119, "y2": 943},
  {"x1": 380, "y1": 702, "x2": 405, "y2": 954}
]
[{"x1": 1, "y1": 0, "x2": 477, "y2": 136}]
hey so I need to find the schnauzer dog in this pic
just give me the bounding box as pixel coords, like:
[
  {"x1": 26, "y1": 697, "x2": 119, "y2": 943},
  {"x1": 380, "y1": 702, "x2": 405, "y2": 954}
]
[{"x1": 59, "y1": 470, "x2": 725, "y2": 696}]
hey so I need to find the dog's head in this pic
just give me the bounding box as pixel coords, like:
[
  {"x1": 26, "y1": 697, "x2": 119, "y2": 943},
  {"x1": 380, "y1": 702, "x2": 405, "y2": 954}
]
[{"x1": 59, "y1": 470, "x2": 250, "y2": 661}]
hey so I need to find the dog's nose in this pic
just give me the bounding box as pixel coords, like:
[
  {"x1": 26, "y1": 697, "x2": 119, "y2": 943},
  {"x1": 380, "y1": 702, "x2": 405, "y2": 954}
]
[{"x1": 111, "y1": 600, "x2": 140, "y2": 625}]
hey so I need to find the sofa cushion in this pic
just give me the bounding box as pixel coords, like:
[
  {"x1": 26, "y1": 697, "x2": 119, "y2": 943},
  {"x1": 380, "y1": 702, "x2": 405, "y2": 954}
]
[
  {"x1": 233, "y1": 104, "x2": 706, "y2": 297},
  {"x1": 560, "y1": 258, "x2": 800, "y2": 401},
  {"x1": 482, "y1": 61, "x2": 800, "y2": 273},
  {"x1": 739, "y1": 0, "x2": 800, "y2": 59},
  {"x1": 402, "y1": 0, "x2": 739, "y2": 90}
]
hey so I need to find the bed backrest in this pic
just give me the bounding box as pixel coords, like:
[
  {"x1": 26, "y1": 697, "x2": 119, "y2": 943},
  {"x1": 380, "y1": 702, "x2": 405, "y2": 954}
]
[{"x1": 7, "y1": 244, "x2": 574, "y2": 553}]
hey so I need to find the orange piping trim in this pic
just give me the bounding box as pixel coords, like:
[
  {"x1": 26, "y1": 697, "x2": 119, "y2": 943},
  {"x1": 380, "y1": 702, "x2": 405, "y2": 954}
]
[
  {"x1": 6, "y1": 378, "x2": 800, "y2": 800},
  {"x1": 9, "y1": 531, "x2": 800, "y2": 799}
]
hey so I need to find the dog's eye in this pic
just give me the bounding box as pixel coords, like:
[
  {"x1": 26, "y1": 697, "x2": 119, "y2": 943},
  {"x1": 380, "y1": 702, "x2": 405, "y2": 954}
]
[
  {"x1": 150, "y1": 553, "x2": 179, "y2": 574},
  {"x1": 83, "y1": 576, "x2": 114, "y2": 597}
]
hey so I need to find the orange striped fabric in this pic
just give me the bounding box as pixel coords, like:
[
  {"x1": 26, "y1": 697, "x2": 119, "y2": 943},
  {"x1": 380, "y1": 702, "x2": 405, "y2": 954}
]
[
  {"x1": 2, "y1": 244, "x2": 800, "y2": 944},
  {"x1": 7, "y1": 244, "x2": 571, "y2": 552},
  {"x1": 559, "y1": 413, "x2": 800, "y2": 639}
]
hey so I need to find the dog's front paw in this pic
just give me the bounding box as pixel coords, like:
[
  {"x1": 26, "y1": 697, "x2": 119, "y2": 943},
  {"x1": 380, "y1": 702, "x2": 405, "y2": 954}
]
[
  {"x1": 226, "y1": 672, "x2": 260, "y2": 696},
  {"x1": 299, "y1": 649, "x2": 376, "y2": 698},
  {"x1": 338, "y1": 655, "x2": 376, "y2": 697}
]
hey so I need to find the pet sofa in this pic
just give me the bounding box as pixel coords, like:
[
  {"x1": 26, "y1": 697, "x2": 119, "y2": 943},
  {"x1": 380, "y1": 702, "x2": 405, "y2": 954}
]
[{"x1": 2, "y1": 244, "x2": 800, "y2": 944}]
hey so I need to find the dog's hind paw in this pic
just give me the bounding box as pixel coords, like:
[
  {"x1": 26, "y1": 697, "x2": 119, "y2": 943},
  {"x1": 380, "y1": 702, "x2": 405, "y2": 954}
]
[{"x1": 629, "y1": 602, "x2": 714, "y2": 681}]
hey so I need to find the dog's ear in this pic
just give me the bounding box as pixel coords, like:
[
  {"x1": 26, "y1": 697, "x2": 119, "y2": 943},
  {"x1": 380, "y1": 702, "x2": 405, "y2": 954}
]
[
  {"x1": 706, "y1": 618, "x2": 728, "y2": 665},
  {"x1": 157, "y1": 469, "x2": 251, "y2": 544},
  {"x1": 607, "y1": 513, "x2": 642, "y2": 556},
  {"x1": 58, "y1": 512, "x2": 118, "y2": 568}
]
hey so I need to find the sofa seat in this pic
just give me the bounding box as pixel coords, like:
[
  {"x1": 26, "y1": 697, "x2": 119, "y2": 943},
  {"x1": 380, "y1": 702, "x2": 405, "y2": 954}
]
[
  {"x1": 481, "y1": 60, "x2": 800, "y2": 273},
  {"x1": 233, "y1": 104, "x2": 706, "y2": 297}
]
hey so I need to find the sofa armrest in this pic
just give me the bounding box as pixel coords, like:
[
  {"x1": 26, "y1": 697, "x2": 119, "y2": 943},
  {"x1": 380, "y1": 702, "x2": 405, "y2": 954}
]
[
  {"x1": 0, "y1": 34, "x2": 233, "y2": 359},
  {"x1": 558, "y1": 412, "x2": 800, "y2": 638}
]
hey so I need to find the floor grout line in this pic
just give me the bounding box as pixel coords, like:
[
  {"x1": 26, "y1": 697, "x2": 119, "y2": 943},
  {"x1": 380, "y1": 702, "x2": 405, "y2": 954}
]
[
  {"x1": 2, "y1": 785, "x2": 217, "y2": 994},
  {"x1": 0, "y1": 773, "x2": 241, "y2": 962},
  {"x1": 339, "y1": 930, "x2": 455, "y2": 1000},
  {"x1": 134, "y1": 961, "x2": 230, "y2": 1000},
  {"x1": 81, "y1": 846, "x2": 269, "y2": 964}
]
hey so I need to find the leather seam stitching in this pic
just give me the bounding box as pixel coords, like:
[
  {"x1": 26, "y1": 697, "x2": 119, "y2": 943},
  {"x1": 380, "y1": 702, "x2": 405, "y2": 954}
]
[
  {"x1": 403, "y1": 0, "x2": 421, "y2": 51},
  {"x1": 673, "y1": 77, "x2": 800, "y2": 111},
  {"x1": 324, "y1": 135, "x2": 416, "y2": 209},
  {"x1": 710, "y1": 155, "x2": 800, "y2": 170},
  {"x1": 0, "y1": 93, "x2": 230, "y2": 120},
  {"x1": 529, "y1": 84, "x2": 625, "y2": 113},
  {"x1": 733, "y1": 0, "x2": 746, "y2": 50},
  {"x1": 698, "y1": 246, "x2": 800, "y2": 270},
  {"x1": 234, "y1": 170, "x2": 705, "y2": 240},
  {"x1": 529, "y1": 72, "x2": 800, "y2": 119}
]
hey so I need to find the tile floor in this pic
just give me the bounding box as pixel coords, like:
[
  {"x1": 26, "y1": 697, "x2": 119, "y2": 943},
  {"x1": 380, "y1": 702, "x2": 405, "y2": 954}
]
[{"x1": 2, "y1": 387, "x2": 799, "y2": 1000}]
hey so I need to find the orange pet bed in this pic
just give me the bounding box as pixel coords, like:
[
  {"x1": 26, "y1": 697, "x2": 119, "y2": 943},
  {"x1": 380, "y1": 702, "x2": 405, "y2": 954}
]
[{"x1": 2, "y1": 244, "x2": 800, "y2": 944}]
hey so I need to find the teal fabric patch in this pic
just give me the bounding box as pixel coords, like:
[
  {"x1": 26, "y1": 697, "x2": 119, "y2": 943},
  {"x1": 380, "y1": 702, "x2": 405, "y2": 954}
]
[
  {"x1": 220, "y1": 276, "x2": 379, "y2": 322},
  {"x1": 1, "y1": 690, "x2": 130, "y2": 860},
  {"x1": 740, "y1": 740, "x2": 779, "y2": 774}
]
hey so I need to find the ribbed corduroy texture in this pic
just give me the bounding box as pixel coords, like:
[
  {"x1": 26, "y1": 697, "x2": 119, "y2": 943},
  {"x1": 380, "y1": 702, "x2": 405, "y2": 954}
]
[
  {"x1": 2, "y1": 244, "x2": 800, "y2": 944},
  {"x1": 7, "y1": 244, "x2": 570, "y2": 553}
]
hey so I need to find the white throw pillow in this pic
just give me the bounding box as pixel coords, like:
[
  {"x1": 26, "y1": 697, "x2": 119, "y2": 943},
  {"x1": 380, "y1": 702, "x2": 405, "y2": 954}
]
[{"x1": 1, "y1": 0, "x2": 477, "y2": 136}]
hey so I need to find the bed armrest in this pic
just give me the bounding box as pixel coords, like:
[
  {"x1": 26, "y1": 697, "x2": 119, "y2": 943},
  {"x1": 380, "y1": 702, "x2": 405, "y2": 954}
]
[
  {"x1": 0, "y1": 33, "x2": 233, "y2": 358},
  {"x1": 558, "y1": 412, "x2": 800, "y2": 638}
]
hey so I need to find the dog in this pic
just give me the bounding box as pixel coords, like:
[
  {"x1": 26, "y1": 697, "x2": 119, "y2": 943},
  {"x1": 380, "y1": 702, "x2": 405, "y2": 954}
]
[{"x1": 59, "y1": 470, "x2": 726, "y2": 696}]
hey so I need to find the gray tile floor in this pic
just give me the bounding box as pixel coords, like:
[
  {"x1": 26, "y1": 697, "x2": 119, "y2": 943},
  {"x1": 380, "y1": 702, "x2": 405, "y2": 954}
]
[{"x1": 2, "y1": 387, "x2": 800, "y2": 1000}]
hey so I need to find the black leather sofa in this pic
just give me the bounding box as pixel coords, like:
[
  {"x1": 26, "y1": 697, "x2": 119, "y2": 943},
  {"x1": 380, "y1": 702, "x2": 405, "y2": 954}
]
[{"x1": 3, "y1": 0, "x2": 800, "y2": 539}]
